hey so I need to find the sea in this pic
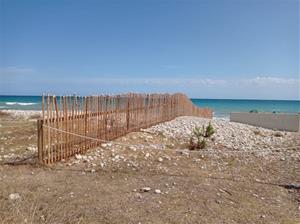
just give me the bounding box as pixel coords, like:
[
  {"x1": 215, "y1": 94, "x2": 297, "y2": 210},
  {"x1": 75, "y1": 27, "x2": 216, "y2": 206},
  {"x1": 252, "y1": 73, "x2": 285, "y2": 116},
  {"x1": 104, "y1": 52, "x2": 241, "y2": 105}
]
[{"x1": 0, "y1": 95, "x2": 299, "y2": 119}]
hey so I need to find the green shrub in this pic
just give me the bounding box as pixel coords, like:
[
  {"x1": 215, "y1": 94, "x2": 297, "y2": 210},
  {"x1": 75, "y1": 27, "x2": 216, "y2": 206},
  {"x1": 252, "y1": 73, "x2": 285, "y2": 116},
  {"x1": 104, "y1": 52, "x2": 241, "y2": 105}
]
[
  {"x1": 205, "y1": 122, "x2": 215, "y2": 138},
  {"x1": 188, "y1": 122, "x2": 214, "y2": 150}
]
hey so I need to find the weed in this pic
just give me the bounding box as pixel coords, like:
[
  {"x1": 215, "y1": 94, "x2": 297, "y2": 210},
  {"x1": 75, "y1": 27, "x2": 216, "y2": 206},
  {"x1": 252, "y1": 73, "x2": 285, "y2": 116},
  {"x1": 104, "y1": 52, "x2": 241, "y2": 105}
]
[{"x1": 189, "y1": 122, "x2": 215, "y2": 150}]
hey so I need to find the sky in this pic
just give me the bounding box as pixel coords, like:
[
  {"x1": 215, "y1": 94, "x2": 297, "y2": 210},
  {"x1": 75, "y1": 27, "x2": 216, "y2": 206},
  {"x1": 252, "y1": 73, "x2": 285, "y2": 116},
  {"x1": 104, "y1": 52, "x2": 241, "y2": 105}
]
[{"x1": 0, "y1": 0, "x2": 299, "y2": 99}]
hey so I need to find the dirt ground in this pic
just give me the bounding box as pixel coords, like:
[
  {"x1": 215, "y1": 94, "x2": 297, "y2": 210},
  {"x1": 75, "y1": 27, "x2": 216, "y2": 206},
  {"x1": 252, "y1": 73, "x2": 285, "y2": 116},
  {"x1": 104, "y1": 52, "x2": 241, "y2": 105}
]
[{"x1": 0, "y1": 112, "x2": 299, "y2": 224}]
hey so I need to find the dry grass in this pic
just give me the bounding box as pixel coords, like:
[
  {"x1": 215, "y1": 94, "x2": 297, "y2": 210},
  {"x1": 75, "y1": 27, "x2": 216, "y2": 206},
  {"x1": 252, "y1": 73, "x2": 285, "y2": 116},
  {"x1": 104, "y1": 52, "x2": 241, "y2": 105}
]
[{"x1": 0, "y1": 116, "x2": 299, "y2": 224}]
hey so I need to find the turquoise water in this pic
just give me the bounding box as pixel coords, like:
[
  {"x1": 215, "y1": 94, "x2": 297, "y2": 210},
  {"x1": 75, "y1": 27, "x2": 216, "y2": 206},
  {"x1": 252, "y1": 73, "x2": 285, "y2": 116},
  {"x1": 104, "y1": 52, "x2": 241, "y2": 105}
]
[
  {"x1": 0, "y1": 96, "x2": 42, "y2": 110},
  {"x1": 192, "y1": 99, "x2": 300, "y2": 118},
  {"x1": 0, "y1": 96, "x2": 299, "y2": 118}
]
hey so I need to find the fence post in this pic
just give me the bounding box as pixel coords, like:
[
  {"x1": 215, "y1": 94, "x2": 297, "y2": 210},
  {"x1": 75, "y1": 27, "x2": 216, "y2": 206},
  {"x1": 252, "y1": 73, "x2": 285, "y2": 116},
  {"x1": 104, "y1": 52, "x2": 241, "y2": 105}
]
[
  {"x1": 37, "y1": 119, "x2": 43, "y2": 164},
  {"x1": 126, "y1": 95, "x2": 130, "y2": 131},
  {"x1": 37, "y1": 93, "x2": 212, "y2": 164}
]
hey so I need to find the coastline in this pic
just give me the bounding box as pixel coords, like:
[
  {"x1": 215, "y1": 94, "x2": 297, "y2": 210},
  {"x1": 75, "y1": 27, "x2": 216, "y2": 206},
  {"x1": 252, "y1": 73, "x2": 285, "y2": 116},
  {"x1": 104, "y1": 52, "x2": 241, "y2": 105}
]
[{"x1": 1, "y1": 96, "x2": 299, "y2": 119}]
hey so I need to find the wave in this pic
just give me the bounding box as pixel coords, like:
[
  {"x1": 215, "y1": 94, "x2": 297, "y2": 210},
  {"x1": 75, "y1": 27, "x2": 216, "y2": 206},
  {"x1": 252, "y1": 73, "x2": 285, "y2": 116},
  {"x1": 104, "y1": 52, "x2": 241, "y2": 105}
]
[{"x1": 5, "y1": 102, "x2": 37, "y2": 106}]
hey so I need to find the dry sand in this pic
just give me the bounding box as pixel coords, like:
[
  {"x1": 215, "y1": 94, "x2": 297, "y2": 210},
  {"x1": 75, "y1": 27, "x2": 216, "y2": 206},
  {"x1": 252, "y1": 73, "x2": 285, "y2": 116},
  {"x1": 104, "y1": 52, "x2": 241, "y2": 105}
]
[{"x1": 0, "y1": 110, "x2": 299, "y2": 224}]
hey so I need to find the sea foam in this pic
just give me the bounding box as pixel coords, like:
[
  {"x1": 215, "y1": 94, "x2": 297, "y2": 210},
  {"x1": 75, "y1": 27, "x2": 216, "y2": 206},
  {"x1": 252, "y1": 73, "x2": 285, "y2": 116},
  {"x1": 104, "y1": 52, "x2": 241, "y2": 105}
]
[{"x1": 5, "y1": 102, "x2": 37, "y2": 106}]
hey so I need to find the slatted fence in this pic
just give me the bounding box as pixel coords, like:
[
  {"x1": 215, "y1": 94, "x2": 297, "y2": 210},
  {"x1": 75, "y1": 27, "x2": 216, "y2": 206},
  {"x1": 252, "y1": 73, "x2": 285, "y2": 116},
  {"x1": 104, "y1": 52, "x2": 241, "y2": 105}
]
[{"x1": 37, "y1": 93, "x2": 212, "y2": 164}]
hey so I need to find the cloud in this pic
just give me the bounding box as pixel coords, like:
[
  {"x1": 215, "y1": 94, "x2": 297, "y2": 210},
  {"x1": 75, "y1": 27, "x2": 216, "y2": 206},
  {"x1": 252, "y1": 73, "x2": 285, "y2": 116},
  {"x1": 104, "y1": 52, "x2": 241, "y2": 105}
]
[
  {"x1": 0, "y1": 67, "x2": 34, "y2": 76},
  {"x1": 1, "y1": 74, "x2": 298, "y2": 100},
  {"x1": 68, "y1": 77, "x2": 229, "y2": 86},
  {"x1": 64, "y1": 76, "x2": 298, "y2": 88},
  {"x1": 239, "y1": 76, "x2": 299, "y2": 86}
]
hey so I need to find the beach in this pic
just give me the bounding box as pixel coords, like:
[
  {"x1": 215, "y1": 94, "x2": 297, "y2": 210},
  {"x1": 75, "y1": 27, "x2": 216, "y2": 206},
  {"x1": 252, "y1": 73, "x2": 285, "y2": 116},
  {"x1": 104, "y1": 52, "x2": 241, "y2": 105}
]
[{"x1": 0, "y1": 110, "x2": 299, "y2": 223}]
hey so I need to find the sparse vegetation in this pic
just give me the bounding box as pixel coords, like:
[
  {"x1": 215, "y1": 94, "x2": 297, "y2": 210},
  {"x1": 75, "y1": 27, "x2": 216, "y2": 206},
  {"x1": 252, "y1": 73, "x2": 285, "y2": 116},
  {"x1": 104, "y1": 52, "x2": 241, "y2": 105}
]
[{"x1": 189, "y1": 122, "x2": 215, "y2": 150}]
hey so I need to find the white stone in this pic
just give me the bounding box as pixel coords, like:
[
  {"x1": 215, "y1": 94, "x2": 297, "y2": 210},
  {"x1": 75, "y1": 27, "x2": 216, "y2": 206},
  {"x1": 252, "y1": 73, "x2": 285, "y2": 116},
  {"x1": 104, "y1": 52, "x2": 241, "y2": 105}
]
[
  {"x1": 154, "y1": 189, "x2": 161, "y2": 194},
  {"x1": 75, "y1": 154, "x2": 82, "y2": 160},
  {"x1": 9, "y1": 193, "x2": 21, "y2": 201},
  {"x1": 140, "y1": 187, "x2": 151, "y2": 192}
]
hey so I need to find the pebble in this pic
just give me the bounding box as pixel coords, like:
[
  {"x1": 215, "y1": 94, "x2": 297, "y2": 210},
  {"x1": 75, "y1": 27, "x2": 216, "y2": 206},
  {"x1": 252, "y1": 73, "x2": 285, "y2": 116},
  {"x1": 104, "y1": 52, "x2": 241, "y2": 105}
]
[
  {"x1": 158, "y1": 157, "x2": 163, "y2": 162},
  {"x1": 154, "y1": 189, "x2": 162, "y2": 194},
  {"x1": 75, "y1": 154, "x2": 82, "y2": 160},
  {"x1": 9, "y1": 193, "x2": 21, "y2": 201},
  {"x1": 140, "y1": 187, "x2": 151, "y2": 192},
  {"x1": 180, "y1": 151, "x2": 189, "y2": 156},
  {"x1": 145, "y1": 116, "x2": 294, "y2": 155}
]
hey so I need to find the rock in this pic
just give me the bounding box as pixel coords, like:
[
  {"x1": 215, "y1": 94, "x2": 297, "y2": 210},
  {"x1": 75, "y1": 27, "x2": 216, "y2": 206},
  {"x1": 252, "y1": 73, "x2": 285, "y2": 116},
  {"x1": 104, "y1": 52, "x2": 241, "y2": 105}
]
[
  {"x1": 135, "y1": 193, "x2": 143, "y2": 199},
  {"x1": 129, "y1": 146, "x2": 137, "y2": 151},
  {"x1": 75, "y1": 154, "x2": 82, "y2": 160},
  {"x1": 140, "y1": 187, "x2": 151, "y2": 192},
  {"x1": 26, "y1": 146, "x2": 37, "y2": 152},
  {"x1": 154, "y1": 189, "x2": 161, "y2": 194},
  {"x1": 158, "y1": 157, "x2": 163, "y2": 162},
  {"x1": 179, "y1": 150, "x2": 189, "y2": 156},
  {"x1": 40, "y1": 215, "x2": 45, "y2": 221},
  {"x1": 101, "y1": 143, "x2": 112, "y2": 148},
  {"x1": 9, "y1": 193, "x2": 21, "y2": 201},
  {"x1": 274, "y1": 132, "x2": 283, "y2": 137}
]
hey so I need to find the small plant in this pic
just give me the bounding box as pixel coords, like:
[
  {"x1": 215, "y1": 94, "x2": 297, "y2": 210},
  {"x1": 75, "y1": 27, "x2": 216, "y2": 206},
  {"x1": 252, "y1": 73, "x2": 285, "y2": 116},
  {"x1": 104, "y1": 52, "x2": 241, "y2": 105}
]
[
  {"x1": 188, "y1": 122, "x2": 215, "y2": 150},
  {"x1": 205, "y1": 122, "x2": 215, "y2": 137}
]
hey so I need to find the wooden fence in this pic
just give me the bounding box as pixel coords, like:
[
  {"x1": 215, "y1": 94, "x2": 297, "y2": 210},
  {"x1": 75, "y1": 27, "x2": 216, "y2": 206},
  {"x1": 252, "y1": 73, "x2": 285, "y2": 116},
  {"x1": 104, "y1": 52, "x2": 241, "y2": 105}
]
[{"x1": 37, "y1": 93, "x2": 212, "y2": 164}]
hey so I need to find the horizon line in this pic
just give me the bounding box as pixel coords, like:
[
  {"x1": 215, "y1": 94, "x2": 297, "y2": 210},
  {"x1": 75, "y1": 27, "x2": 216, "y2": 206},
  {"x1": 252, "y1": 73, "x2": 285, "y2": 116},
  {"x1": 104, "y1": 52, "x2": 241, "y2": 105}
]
[{"x1": 0, "y1": 94, "x2": 299, "y2": 101}]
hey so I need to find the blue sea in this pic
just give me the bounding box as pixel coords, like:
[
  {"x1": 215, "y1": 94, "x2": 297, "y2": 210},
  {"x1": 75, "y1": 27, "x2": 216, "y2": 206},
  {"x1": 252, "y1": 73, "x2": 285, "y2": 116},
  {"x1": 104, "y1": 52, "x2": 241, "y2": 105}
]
[{"x1": 0, "y1": 96, "x2": 299, "y2": 119}]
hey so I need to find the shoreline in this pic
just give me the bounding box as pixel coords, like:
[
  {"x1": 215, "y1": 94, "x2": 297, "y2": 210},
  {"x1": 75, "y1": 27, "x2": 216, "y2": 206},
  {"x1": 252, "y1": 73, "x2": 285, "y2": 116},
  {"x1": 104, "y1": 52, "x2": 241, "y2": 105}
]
[{"x1": 1, "y1": 109, "x2": 233, "y2": 120}]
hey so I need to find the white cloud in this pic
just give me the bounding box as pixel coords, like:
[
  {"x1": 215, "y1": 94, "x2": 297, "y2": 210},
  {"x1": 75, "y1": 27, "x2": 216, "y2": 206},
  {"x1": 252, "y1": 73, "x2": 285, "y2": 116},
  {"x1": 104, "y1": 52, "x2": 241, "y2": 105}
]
[
  {"x1": 1, "y1": 73, "x2": 298, "y2": 100},
  {"x1": 71, "y1": 77, "x2": 228, "y2": 86},
  {"x1": 66, "y1": 76, "x2": 298, "y2": 88},
  {"x1": 0, "y1": 67, "x2": 34, "y2": 76},
  {"x1": 239, "y1": 76, "x2": 299, "y2": 86}
]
